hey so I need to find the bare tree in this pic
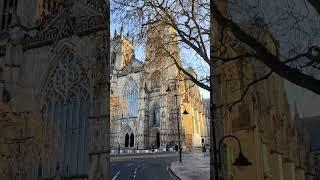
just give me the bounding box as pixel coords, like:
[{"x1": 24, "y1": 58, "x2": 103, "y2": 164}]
[{"x1": 111, "y1": 0, "x2": 320, "y2": 100}]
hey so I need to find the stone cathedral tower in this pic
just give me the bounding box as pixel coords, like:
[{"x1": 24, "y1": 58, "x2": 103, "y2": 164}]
[{"x1": 144, "y1": 19, "x2": 184, "y2": 148}]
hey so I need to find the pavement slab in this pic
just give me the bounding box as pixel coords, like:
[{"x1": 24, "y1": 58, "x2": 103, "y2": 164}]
[{"x1": 170, "y1": 151, "x2": 210, "y2": 180}]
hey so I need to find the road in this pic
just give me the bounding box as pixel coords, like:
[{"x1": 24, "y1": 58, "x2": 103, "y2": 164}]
[{"x1": 111, "y1": 152, "x2": 179, "y2": 180}]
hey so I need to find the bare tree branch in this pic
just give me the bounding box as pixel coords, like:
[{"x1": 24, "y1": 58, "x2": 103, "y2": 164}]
[
  {"x1": 227, "y1": 70, "x2": 273, "y2": 111},
  {"x1": 212, "y1": 4, "x2": 320, "y2": 95}
]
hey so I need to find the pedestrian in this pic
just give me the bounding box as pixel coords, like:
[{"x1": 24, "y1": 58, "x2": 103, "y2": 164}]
[
  {"x1": 202, "y1": 145, "x2": 206, "y2": 158},
  {"x1": 202, "y1": 145, "x2": 206, "y2": 152},
  {"x1": 118, "y1": 144, "x2": 120, "y2": 154}
]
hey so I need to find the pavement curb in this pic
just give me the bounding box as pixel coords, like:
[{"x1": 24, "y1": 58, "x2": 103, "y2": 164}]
[
  {"x1": 168, "y1": 162, "x2": 182, "y2": 180},
  {"x1": 110, "y1": 152, "x2": 175, "y2": 157}
]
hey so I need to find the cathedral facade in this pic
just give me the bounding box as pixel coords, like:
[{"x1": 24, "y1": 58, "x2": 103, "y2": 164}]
[
  {"x1": 214, "y1": 16, "x2": 312, "y2": 180},
  {"x1": 0, "y1": 1, "x2": 109, "y2": 179},
  {"x1": 109, "y1": 21, "x2": 208, "y2": 150}
]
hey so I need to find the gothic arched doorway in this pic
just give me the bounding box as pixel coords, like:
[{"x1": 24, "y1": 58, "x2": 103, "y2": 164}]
[
  {"x1": 125, "y1": 133, "x2": 129, "y2": 147},
  {"x1": 156, "y1": 132, "x2": 160, "y2": 148},
  {"x1": 130, "y1": 133, "x2": 134, "y2": 147}
]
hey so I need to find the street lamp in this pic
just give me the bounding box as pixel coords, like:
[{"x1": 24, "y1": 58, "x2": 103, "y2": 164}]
[
  {"x1": 166, "y1": 81, "x2": 189, "y2": 163},
  {"x1": 217, "y1": 135, "x2": 252, "y2": 179}
]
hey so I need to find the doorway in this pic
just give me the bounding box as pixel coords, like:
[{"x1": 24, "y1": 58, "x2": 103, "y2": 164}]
[
  {"x1": 130, "y1": 133, "x2": 134, "y2": 147},
  {"x1": 156, "y1": 132, "x2": 160, "y2": 148},
  {"x1": 125, "y1": 133, "x2": 129, "y2": 147}
]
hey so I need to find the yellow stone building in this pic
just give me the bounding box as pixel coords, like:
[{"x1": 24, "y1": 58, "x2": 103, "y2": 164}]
[
  {"x1": 180, "y1": 68, "x2": 207, "y2": 148},
  {"x1": 214, "y1": 16, "x2": 311, "y2": 180}
]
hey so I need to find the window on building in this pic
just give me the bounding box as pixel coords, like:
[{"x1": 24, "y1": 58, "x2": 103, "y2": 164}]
[
  {"x1": 122, "y1": 78, "x2": 138, "y2": 117},
  {"x1": 152, "y1": 104, "x2": 160, "y2": 126},
  {"x1": 111, "y1": 52, "x2": 116, "y2": 68},
  {"x1": 150, "y1": 71, "x2": 161, "y2": 90},
  {"x1": 53, "y1": 1, "x2": 57, "y2": 10},
  {"x1": 14, "y1": 0, "x2": 18, "y2": 8},
  {"x1": 1, "y1": 15, "x2": 5, "y2": 30},
  {"x1": 48, "y1": 0, "x2": 51, "y2": 10},
  {"x1": 7, "y1": 13, "x2": 12, "y2": 25},
  {"x1": 4, "y1": 0, "x2": 7, "y2": 8},
  {"x1": 42, "y1": 51, "x2": 90, "y2": 177},
  {"x1": 9, "y1": 0, "x2": 13, "y2": 7},
  {"x1": 1, "y1": 0, "x2": 18, "y2": 30}
]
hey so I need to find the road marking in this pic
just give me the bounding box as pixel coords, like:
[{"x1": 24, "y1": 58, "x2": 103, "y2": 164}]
[
  {"x1": 112, "y1": 171, "x2": 120, "y2": 180},
  {"x1": 133, "y1": 167, "x2": 138, "y2": 180},
  {"x1": 128, "y1": 163, "x2": 133, "y2": 167}
]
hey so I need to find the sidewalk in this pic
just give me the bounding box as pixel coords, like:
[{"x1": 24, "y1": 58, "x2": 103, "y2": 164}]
[{"x1": 170, "y1": 150, "x2": 210, "y2": 180}]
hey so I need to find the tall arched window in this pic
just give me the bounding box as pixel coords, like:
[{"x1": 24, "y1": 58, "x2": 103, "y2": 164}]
[
  {"x1": 150, "y1": 71, "x2": 161, "y2": 90},
  {"x1": 122, "y1": 78, "x2": 138, "y2": 117},
  {"x1": 130, "y1": 133, "x2": 134, "y2": 147},
  {"x1": 42, "y1": 51, "x2": 90, "y2": 177},
  {"x1": 152, "y1": 104, "x2": 160, "y2": 126},
  {"x1": 111, "y1": 51, "x2": 116, "y2": 68}
]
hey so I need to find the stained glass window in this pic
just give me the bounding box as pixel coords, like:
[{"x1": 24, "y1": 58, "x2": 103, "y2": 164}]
[
  {"x1": 42, "y1": 50, "x2": 90, "y2": 177},
  {"x1": 122, "y1": 77, "x2": 138, "y2": 117}
]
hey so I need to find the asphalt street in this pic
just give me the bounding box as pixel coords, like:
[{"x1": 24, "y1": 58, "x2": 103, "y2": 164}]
[{"x1": 111, "y1": 152, "x2": 179, "y2": 180}]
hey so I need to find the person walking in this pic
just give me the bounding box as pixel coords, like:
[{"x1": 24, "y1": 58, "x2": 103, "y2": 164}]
[{"x1": 202, "y1": 144, "x2": 206, "y2": 158}]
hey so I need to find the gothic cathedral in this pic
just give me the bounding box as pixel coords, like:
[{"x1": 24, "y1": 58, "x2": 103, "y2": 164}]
[{"x1": 110, "y1": 20, "x2": 208, "y2": 150}]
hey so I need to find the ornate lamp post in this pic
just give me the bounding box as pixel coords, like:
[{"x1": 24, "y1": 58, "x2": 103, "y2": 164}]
[
  {"x1": 217, "y1": 135, "x2": 252, "y2": 180},
  {"x1": 166, "y1": 80, "x2": 189, "y2": 163}
]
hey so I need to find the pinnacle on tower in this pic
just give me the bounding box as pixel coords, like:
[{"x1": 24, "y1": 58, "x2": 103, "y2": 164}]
[
  {"x1": 114, "y1": 30, "x2": 117, "y2": 37},
  {"x1": 120, "y1": 25, "x2": 124, "y2": 37}
]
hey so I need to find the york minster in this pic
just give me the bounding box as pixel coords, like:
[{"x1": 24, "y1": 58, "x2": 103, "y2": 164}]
[{"x1": 109, "y1": 22, "x2": 208, "y2": 150}]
